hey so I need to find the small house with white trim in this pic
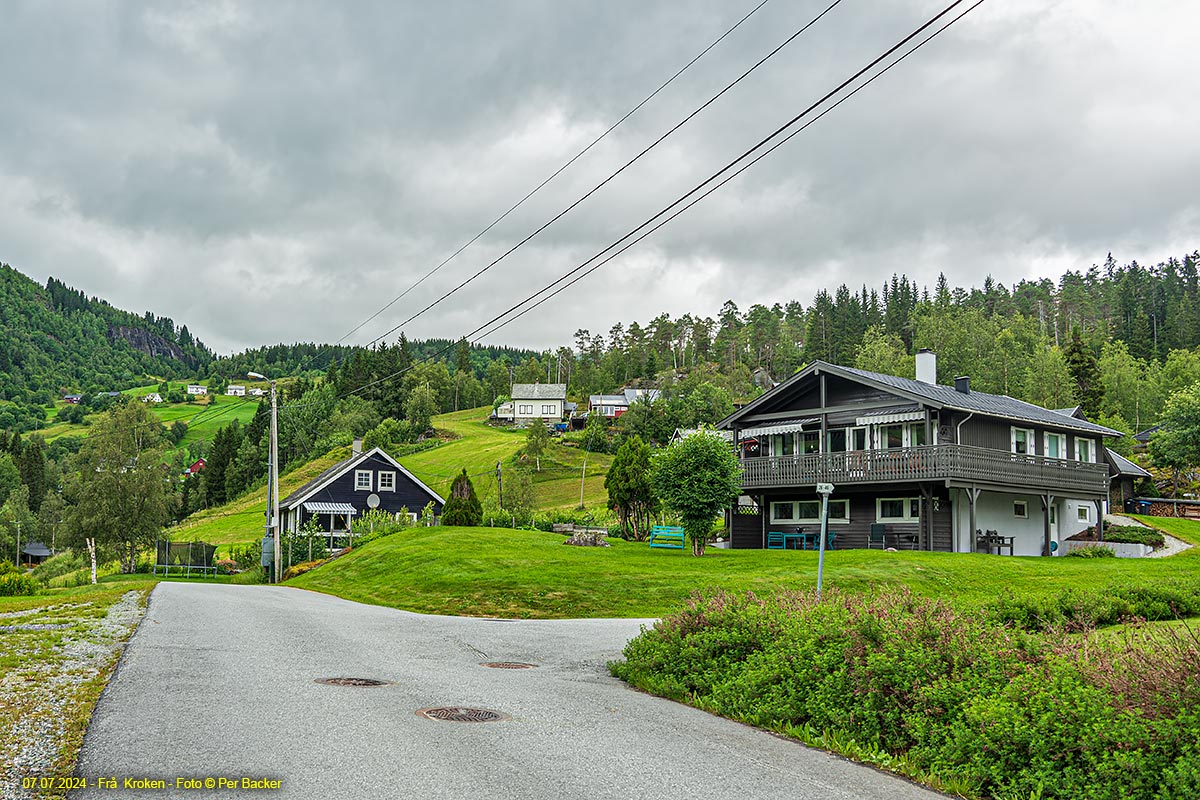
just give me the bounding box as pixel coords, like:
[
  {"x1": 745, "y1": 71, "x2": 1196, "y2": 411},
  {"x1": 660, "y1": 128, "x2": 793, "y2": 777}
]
[
  {"x1": 226, "y1": 385, "x2": 246, "y2": 397},
  {"x1": 276, "y1": 441, "x2": 445, "y2": 540},
  {"x1": 187, "y1": 384, "x2": 208, "y2": 396}
]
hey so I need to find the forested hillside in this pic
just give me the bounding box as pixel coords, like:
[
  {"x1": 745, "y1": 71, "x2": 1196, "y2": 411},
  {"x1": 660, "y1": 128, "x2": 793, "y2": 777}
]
[{"x1": 0, "y1": 264, "x2": 215, "y2": 428}]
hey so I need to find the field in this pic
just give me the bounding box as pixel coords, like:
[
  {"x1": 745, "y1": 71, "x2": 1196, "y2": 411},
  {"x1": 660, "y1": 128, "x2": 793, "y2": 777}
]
[
  {"x1": 174, "y1": 407, "x2": 614, "y2": 550},
  {"x1": 402, "y1": 408, "x2": 613, "y2": 511},
  {"x1": 289, "y1": 518, "x2": 1200, "y2": 619},
  {"x1": 35, "y1": 383, "x2": 261, "y2": 453}
]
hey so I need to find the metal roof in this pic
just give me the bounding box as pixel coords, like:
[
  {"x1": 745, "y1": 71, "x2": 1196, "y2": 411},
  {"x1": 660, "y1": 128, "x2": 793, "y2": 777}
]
[
  {"x1": 22, "y1": 541, "x2": 51, "y2": 557},
  {"x1": 720, "y1": 361, "x2": 1122, "y2": 437},
  {"x1": 511, "y1": 383, "x2": 566, "y2": 400},
  {"x1": 1106, "y1": 449, "x2": 1152, "y2": 478},
  {"x1": 302, "y1": 502, "x2": 358, "y2": 514}
]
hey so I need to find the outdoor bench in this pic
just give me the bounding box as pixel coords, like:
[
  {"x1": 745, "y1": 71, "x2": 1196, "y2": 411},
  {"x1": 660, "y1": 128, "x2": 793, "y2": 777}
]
[{"x1": 648, "y1": 525, "x2": 686, "y2": 550}]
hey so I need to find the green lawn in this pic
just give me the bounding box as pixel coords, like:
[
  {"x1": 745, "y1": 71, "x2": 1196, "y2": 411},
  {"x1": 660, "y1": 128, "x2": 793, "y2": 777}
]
[
  {"x1": 400, "y1": 408, "x2": 613, "y2": 510},
  {"x1": 1131, "y1": 514, "x2": 1200, "y2": 545},
  {"x1": 289, "y1": 519, "x2": 1200, "y2": 619}
]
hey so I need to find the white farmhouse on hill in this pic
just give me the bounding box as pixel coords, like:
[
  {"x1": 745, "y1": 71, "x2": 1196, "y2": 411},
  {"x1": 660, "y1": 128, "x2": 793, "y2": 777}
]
[
  {"x1": 226, "y1": 385, "x2": 246, "y2": 396},
  {"x1": 495, "y1": 383, "x2": 567, "y2": 422},
  {"x1": 187, "y1": 384, "x2": 207, "y2": 396},
  {"x1": 142, "y1": 393, "x2": 163, "y2": 404}
]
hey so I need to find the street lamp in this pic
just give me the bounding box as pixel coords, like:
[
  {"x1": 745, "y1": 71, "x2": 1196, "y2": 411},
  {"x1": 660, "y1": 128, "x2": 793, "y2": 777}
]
[
  {"x1": 816, "y1": 482, "x2": 834, "y2": 599},
  {"x1": 248, "y1": 372, "x2": 280, "y2": 582}
]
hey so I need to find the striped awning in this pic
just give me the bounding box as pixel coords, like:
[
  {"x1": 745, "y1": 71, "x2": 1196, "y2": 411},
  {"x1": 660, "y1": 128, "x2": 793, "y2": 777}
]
[
  {"x1": 740, "y1": 418, "x2": 819, "y2": 438},
  {"x1": 855, "y1": 407, "x2": 923, "y2": 426},
  {"x1": 302, "y1": 502, "x2": 358, "y2": 515}
]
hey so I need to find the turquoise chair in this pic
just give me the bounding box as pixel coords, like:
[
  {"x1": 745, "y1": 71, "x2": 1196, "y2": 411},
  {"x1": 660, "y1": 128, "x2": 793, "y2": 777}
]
[{"x1": 767, "y1": 531, "x2": 785, "y2": 550}]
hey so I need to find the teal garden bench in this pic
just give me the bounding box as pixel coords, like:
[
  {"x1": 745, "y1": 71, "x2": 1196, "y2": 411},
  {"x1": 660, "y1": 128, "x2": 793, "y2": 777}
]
[{"x1": 648, "y1": 525, "x2": 686, "y2": 550}]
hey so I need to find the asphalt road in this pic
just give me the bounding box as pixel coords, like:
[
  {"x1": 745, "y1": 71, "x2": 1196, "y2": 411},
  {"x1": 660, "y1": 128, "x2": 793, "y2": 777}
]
[{"x1": 74, "y1": 583, "x2": 944, "y2": 800}]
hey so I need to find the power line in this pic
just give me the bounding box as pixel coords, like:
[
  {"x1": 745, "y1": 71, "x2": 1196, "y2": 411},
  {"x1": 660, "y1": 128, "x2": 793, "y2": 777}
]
[
  {"x1": 362, "y1": 0, "x2": 846, "y2": 349},
  {"x1": 336, "y1": 0, "x2": 980, "y2": 403},
  {"x1": 332, "y1": 0, "x2": 777, "y2": 350},
  {"x1": 473, "y1": 0, "x2": 990, "y2": 345}
]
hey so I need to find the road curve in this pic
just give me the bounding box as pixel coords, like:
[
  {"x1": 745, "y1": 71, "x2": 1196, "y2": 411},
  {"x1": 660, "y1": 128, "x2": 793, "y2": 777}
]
[{"x1": 73, "y1": 583, "x2": 944, "y2": 800}]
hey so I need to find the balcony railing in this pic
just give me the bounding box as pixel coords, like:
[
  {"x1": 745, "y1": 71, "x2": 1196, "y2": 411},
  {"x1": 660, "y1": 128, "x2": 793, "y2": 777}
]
[{"x1": 739, "y1": 444, "x2": 1109, "y2": 494}]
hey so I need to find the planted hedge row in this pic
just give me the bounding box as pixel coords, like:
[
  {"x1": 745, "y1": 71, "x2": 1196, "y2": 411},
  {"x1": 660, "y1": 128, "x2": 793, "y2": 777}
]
[{"x1": 612, "y1": 588, "x2": 1200, "y2": 799}]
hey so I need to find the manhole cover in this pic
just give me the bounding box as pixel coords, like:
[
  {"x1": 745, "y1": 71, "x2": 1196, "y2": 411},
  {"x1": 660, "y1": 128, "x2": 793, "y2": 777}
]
[
  {"x1": 480, "y1": 661, "x2": 537, "y2": 670},
  {"x1": 314, "y1": 677, "x2": 394, "y2": 687},
  {"x1": 416, "y1": 707, "x2": 508, "y2": 723}
]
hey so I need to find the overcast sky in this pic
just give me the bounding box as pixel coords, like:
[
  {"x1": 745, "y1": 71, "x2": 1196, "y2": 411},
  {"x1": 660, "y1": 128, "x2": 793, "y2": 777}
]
[{"x1": 2, "y1": 1, "x2": 1197, "y2": 355}]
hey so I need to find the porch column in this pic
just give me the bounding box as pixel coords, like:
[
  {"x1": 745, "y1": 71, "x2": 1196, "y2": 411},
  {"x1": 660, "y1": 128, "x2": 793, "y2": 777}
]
[
  {"x1": 760, "y1": 495, "x2": 766, "y2": 550},
  {"x1": 1096, "y1": 499, "x2": 1105, "y2": 541},
  {"x1": 966, "y1": 487, "x2": 981, "y2": 553},
  {"x1": 1040, "y1": 494, "x2": 1055, "y2": 557},
  {"x1": 919, "y1": 485, "x2": 934, "y2": 551}
]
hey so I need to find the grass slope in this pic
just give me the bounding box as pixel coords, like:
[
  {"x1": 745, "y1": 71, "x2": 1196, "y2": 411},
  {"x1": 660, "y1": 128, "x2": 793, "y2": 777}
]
[
  {"x1": 401, "y1": 408, "x2": 613, "y2": 511},
  {"x1": 290, "y1": 519, "x2": 1200, "y2": 619},
  {"x1": 1131, "y1": 514, "x2": 1200, "y2": 545}
]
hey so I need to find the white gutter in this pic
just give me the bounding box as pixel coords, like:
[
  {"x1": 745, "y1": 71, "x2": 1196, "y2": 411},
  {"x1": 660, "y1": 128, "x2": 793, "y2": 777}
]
[{"x1": 955, "y1": 412, "x2": 974, "y2": 444}]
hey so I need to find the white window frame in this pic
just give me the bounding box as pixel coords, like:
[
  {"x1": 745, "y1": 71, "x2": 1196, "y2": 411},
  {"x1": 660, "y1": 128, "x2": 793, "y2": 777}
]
[
  {"x1": 377, "y1": 471, "x2": 396, "y2": 492},
  {"x1": 1077, "y1": 505, "x2": 1090, "y2": 522},
  {"x1": 1075, "y1": 437, "x2": 1095, "y2": 463},
  {"x1": 799, "y1": 430, "x2": 821, "y2": 455},
  {"x1": 877, "y1": 424, "x2": 905, "y2": 450},
  {"x1": 770, "y1": 433, "x2": 796, "y2": 457},
  {"x1": 877, "y1": 497, "x2": 920, "y2": 523},
  {"x1": 354, "y1": 470, "x2": 373, "y2": 492},
  {"x1": 770, "y1": 499, "x2": 850, "y2": 525},
  {"x1": 1013, "y1": 500, "x2": 1028, "y2": 519},
  {"x1": 1044, "y1": 432, "x2": 1066, "y2": 460},
  {"x1": 541, "y1": 404, "x2": 555, "y2": 415},
  {"x1": 517, "y1": 404, "x2": 534, "y2": 415},
  {"x1": 1011, "y1": 426, "x2": 1035, "y2": 456}
]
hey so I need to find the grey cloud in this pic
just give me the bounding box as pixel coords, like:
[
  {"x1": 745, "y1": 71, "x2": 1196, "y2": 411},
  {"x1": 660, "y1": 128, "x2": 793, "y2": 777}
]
[{"x1": 0, "y1": 0, "x2": 1196, "y2": 355}]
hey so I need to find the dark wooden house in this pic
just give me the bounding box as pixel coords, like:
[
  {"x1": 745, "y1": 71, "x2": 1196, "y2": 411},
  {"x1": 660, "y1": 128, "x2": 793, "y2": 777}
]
[
  {"x1": 278, "y1": 444, "x2": 444, "y2": 539},
  {"x1": 717, "y1": 351, "x2": 1126, "y2": 556}
]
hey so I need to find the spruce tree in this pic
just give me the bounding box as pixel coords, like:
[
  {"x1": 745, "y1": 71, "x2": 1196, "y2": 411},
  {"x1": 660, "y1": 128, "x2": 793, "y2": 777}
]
[
  {"x1": 440, "y1": 469, "x2": 482, "y2": 526},
  {"x1": 1063, "y1": 326, "x2": 1102, "y2": 417}
]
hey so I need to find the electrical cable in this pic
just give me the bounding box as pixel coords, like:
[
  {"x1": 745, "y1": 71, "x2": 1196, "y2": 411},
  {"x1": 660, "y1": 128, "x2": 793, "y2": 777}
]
[
  {"x1": 361, "y1": 0, "x2": 846, "y2": 348},
  {"x1": 333, "y1": 0, "x2": 778, "y2": 348}
]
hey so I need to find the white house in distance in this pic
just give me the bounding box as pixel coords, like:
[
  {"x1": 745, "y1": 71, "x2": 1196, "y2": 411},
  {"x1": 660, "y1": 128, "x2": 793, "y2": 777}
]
[
  {"x1": 248, "y1": 387, "x2": 266, "y2": 397},
  {"x1": 589, "y1": 387, "x2": 661, "y2": 419},
  {"x1": 141, "y1": 393, "x2": 163, "y2": 404},
  {"x1": 495, "y1": 383, "x2": 567, "y2": 422},
  {"x1": 187, "y1": 384, "x2": 207, "y2": 396},
  {"x1": 226, "y1": 385, "x2": 246, "y2": 397}
]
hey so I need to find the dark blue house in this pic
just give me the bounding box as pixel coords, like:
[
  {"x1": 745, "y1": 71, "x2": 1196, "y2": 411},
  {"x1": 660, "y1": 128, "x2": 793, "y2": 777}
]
[{"x1": 277, "y1": 443, "x2": 445, "y2": 539}]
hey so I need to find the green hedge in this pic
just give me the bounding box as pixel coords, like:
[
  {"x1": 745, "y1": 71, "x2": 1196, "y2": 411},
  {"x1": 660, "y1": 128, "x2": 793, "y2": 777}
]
[
  {"x1": 612, "y1": 589, "x2": 1200, "y2": 799},
  {"x1": 0, "y1": 572, "x2": 39, "y2": 596}
]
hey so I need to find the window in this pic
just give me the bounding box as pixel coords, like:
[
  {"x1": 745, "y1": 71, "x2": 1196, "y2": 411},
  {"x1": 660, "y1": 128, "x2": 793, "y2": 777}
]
[
  {"x1": 541, "y1": 404, "x2": 555, "y2": 415},
  {"x1": 518, "y1": 404, "x2": 534, "y2": 415},
  {"x1": 770, "y1": 434, "x2": 795, "y2": 457},
  {"x1": 1013, "y1": 500, "x2": 1028, "y2": 519},
  {"x1": 378, "y1": 471, "x2": 396, "y2": 492},
  {"x1": 1077, "y1": 506, "x2": 1090, "y2": 522},
  {"x1": 907, "y1": 423, "x2": 926, "y2": 447},
  {"x1": 1075, "y1": 438, "x2": 1094, "y2": 462},
  {"x1": 800, "y1": 431, "x2": 821, "y2": 454},
  {"x1": 877, "y1": 497, "x2": 920, "y2": 523},
  {"x1": 770, "y1": 499, "x2": 849, "y2": 524},
  {"x1": 1049, "y1": 506, "x2": 1057, "y2": 525},
  {"x1": 849, "y1": 427, "x2": 867, "y2": 451},
  {"x1": 1011, "y1": 427, "x2": 1035, "y2": 455},
  {"x1": 1044, "y1": 432, "x2": 1066, "y2": 460},
  {"x1": 880, "y1": 424, "x2": 904, "y2": 449},
  {"x1": 827, "y1": 429, "x2": 846, "y2": 452},
  {"x1": 354, "y1": 470, "x2": 372, "y2": 491}
]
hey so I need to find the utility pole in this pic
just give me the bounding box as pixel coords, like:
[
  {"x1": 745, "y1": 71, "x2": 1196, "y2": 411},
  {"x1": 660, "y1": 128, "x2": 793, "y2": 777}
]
[
  {"x1": 270, "y1": 379, "x2": 280, "y2": 582},
  {"x1": 249, "y1": 372, "x2": 281, "y2": 582},
  {"x1": 816, "y1": 483, "x2": 834, "y2": 599},
  {"x1": 14, "y1": 520, "x2": 20, "y2": 568},
  {"x1": 496, "y1": 461, "x2": 503, "y2": 510}
]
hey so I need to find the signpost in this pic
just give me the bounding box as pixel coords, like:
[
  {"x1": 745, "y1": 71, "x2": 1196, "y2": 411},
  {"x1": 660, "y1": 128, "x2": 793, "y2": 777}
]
[{"x1": 816, "y1": 482, "x2": 834, "y2": 599}]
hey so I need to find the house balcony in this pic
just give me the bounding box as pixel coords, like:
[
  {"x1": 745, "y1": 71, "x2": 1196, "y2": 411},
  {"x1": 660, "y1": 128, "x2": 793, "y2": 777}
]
[{"x1": 738, "y1": 444, "x2": 1110, "y2": 496}]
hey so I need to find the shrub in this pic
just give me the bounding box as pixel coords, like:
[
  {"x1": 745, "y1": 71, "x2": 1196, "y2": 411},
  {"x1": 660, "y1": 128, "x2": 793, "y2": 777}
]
[
  {"x1": 0, "y1": 572, "x2": 39, "y2": 596},
  {"x1": 612, "y1": 588, "x2": 1200, "y2": 800},
  {"x1": 281, "y1": 559, "x2": 327, "y2": 581},
  {"x1": 32, "y1": 551, "x2": 85, "y2": 583},
  {"x1": 229, "y1": 541, "x2": 263, "y2": 570},
  {"x1": 441, "y1": 469, "x2": 482, "y2": 526},
  {"x1": 1102, "y1": 526, "x2": 1165, "y2": 548},
  {"x1": 1064, "y1": 545, "x2": 1116, "y2": 558}
]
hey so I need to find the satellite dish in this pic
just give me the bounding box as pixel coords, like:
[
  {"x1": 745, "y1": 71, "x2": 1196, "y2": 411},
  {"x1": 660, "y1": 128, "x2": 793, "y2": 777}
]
[{"x1": 367, "y1": 493, "x2": 381, "y2": 509}]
